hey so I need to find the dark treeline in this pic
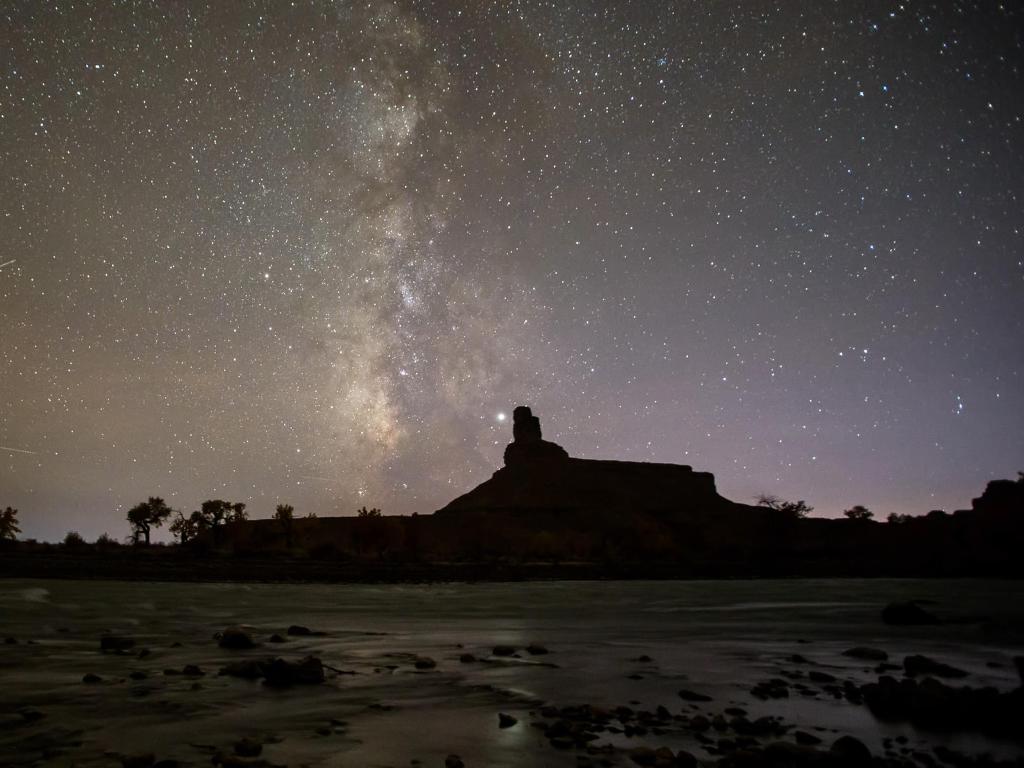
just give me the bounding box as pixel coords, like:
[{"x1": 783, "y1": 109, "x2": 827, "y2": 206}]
[{"x1": 1, "y1": 474, "x2": 1021, "y2": 582}]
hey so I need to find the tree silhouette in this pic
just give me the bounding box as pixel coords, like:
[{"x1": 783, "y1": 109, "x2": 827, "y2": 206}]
[
  {"x1": 126, "y1": 497, "x2": 172, "y2": 545},
  {"x1": 887, "y1": 512, "x2": 911, "y2": 524},
  {"x1": 0, "y1": 507, "x2": 20, "y2": 541},
  {"x1": 63, "y1": 530, "x2": 85, "y2": 548},
  {"x1": 356, "y1": 506, "x2": 382, "y2": 518},
  {"x1": 193, "y1": 500, "x2": 247, "y2": 546},
  {"x1": 754, "y1": 494, "x2": 813, "y2": 519},
  {"x1": 169, "y1": 510, "x2": 205, "y2": 544},
  {"x1": 274, "y1": 504, "x2": 295, "y2": 548},
  {"x1": 843, "y1": 505, "x2": 874, "y2": 521}
]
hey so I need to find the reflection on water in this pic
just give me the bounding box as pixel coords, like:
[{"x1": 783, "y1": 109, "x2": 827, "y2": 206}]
[{"x1": 1, "y1": 579, "x2": 1022, "y2": 766}]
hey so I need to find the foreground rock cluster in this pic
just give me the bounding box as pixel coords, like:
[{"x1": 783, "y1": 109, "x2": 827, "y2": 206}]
[{"x1": 4, "y1": 600, "x2": 1024, "y2": 768}]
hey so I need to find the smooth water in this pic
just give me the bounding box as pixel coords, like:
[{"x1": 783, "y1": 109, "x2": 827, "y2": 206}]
[{"x1": 1, "y1": 578, "x2": 1022, "y2": 767}]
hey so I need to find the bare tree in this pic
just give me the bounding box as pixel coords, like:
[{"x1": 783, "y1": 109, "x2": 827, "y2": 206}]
[{"x1": 754, "y1": 495, "x2": 813, "y2": 519}]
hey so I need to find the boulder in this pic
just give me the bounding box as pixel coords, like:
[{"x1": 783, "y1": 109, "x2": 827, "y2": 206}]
[
  {"x1": 414, "y1": 657, "x2": 436, "y2": 670},
  {"x1": 286, "y1": 625, "x2": 314, "y2": 636},
  {"x1": 100, "y1": 635, "x2": 135, "y2": 652},
  {"x1": 218, "y1": 627, "x2": 255, "y2": 649},
  {"x1": 903, "y1": 654, "x2": 968, "y2": 679},
  {"x1": 82, "y1": 673, "x2": 102, "y2": 684},
  {"x1": 842, "y1": 647, "x2": 888, "y2": 662},
  {"x1": 498, "y1": 712, "x2": 518, "y2": 728},
  {"x1": 882, "y1": 601, "x2": 940, "y2": 625},
  {"x1": 830, "y1": 735, "x2": 871, "y2": 762},
  {"x1": 492, "y1": 645, "x2": 516, "y2": 657},
  {"x1": 233, "y1": 738, "x2": 262, "y2": 757},
  {"x1": 677, "y1": 688, "x2": 713, "y2": 702},
  {"x1": 261, "y1": 656, "x2": 324, "y2": 687}
]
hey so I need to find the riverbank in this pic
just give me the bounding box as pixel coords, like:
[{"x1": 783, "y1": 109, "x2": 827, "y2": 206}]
[
  {"x1": 5, "y1": 547, "x2": 1024, "y2": 585},
  {"x1": 1, "y1": 578, "x2": 1022, "y2": 767}
]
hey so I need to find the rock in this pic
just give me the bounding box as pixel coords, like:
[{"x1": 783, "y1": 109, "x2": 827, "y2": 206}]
[
  {"x1": 502, "y1": 406, "x2": 570, "y2": 466},
  {"x1": 137, "y1": 648, "x2": 151, "y2": 658},
  {"x1": 751, "y1": 679, "x2": 789, "y2": 700},
  {"x1": 459, "y1": 653, "x2": 476, "y2": 663},
  {"x1": 789, "y1": 654, "x2": 811, "y2": 664},
  {"x1": 689, "y1": 715, "x2": 710, "y2": 732},
  {"x1": 121, "y1": 754, "x2": 155, "y2": 768},
  {"x1": 268, "y1": 634, "x2": 286, "y2": 643},
  {"x1": 4, "y1": 637, "x2": 17, "y2": 644},
  {"x1": 182, "y1": 664, "x2": 205, "y2": 677},
  {"x1": 498, "y1": 712, "x2": 517, "y2": 728},
  {"x1": 794, "y1": 731, "x2": 821, "y2": 745},
  {"x1": 261, "y1": 656, "x2": 324, "y2": 687},
  {"x1": 632, "y1": 654, "x2": 654, "y2": 663},
  {"x1": 808, "y1": 670, "x2": 837, "y2": 684},
  {"x1": 100, "y1": 635, "x2": 135, "y2": 652},
  {"x1": 882, "y1": 601, "x2": 940, "y2": 626},
  {"x1": 218, "y1": 627, "x2": 255, "y2": 649},
  {"x1": 842, "y1": 647, "x2": 888, "y2": 661},
  {"x1": 414, "y1": 657, "x2": 437, "y2": 670},
  {"x1": 526, "y1": 643, "x2": 549, "y2": 655},
  {"x1": 1014, "y1": 656, "x2": 1023, "y2": 685},
  {"x1": 82, "y1": 673, "x2": 102, "y2": 683},
  {"x1": 677, "y1": 688, "x2": 712, "y2": 702},
  {"x1": 831, "y1": 735, "x2": 871, "y2": 761},
  {"x1": 219, "y1": 660, "x2": 266, "y2": 679},
  {"x1": 129, "y1": 670, "x2": 148, "y2": 680},
  {"x1": 629, "y1": 747, "x2": 658, "y2": 766},
  {"x1": 674, "y1": 750, "x2": 698, "y2": 768},
  {"x1": 903, "y1": 654, "x2": 968, "y2": 679},
  {"x1": 445, "y1": 756, "x2": 465, "y2": 768},
  {"x1": 760, "y1": 742, "x2": 823, "y2": 765},
  {"x1": 286, "y1": 624, "x2": 314, "y2": 636},
  {"x1": 233, "y1": 738, "x2": 262, "y2": 757},
  {"x1": 492, "y1": 645, "x2": 516, "y2": 656},
  {"x1": 163, "y1": 668, "x2": 181, "y2": 676},
  {"x1": 18, "y1": 708, "x2": 45, "y2": 723}
]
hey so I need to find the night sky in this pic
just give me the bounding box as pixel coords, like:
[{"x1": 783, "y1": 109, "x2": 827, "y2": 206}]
[{"x1": 2, "y1": 2, "x2": 1022, "y2": 542}]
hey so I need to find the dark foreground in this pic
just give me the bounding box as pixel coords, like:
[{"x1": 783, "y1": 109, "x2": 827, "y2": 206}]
[{"x1": 1, "y1": 578, "x2": 1022, "y2": 768}]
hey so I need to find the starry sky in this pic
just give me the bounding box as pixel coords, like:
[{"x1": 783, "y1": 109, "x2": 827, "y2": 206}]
[{"x1": 2, "y1": 1, "x2": 1023, "y2": 542}]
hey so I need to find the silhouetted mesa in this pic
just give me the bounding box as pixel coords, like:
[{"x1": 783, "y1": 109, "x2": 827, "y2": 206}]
[{"x1": 439, "y1": 406, "x2": 726, "y2": 515}]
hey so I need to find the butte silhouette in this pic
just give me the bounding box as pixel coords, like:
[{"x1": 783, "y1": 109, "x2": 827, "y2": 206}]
[{"x1": 437, "y1": 406, "x2": 731, "y2": 516}]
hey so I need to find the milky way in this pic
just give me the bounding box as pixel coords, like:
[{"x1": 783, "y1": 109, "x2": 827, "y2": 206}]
[{"x1": 2, "y1": 2, "x2": 1022, "y2": 540}]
